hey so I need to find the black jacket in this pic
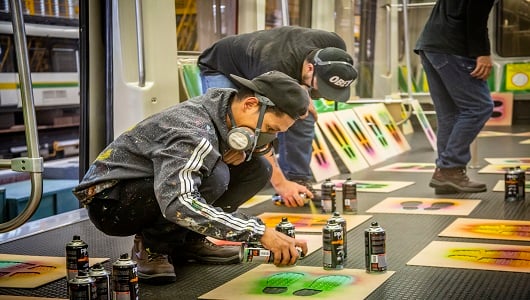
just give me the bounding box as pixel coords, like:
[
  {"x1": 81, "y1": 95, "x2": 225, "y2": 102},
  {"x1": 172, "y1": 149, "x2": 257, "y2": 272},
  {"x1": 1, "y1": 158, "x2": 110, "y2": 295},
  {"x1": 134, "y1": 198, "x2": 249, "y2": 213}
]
[
  {"x1": 198, "y1": 26, "x2": 347, "y2": 81},
  {"x1": 415, "y1": 0, "x2": 495, "y2": 57}
]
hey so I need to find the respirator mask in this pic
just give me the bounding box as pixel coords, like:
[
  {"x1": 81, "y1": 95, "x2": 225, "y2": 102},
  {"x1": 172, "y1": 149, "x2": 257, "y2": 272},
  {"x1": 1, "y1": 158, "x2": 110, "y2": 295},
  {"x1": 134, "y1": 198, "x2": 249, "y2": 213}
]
[{"x1": 227, "y1": 95, "x2": 277, "y2": 161}]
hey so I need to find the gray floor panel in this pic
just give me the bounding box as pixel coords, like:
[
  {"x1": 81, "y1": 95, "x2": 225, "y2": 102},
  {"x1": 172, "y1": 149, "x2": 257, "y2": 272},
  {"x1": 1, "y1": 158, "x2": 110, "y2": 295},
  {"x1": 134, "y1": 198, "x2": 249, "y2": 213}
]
[{"x1": 0, "y1": 125, "x2": 529, "y2": 299}]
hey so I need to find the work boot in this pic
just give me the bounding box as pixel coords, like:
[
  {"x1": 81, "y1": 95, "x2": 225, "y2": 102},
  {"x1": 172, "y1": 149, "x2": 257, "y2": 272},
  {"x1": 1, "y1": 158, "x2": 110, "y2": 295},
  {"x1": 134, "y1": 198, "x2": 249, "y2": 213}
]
[
  {"x1": 132, "y1": 234, "x2": 177, "y2": 284},
  {"x1": 429, "y1": 167, "x2": 487, "y2": 193},
  {"x1": 183, "y1": 237, "x2": 242, "y2": 264}
]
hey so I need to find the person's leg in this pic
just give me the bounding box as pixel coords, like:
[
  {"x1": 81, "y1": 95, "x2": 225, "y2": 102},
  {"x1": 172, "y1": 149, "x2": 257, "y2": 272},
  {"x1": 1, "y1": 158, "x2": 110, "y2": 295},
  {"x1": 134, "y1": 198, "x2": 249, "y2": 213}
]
[
  {"x1": 422, "y1": 51, "x2": 493, "y2": 167},
  {"x1": 201, "y1": 73, "x2": 236, "y2": 92},
  {"x1": 419, "y1": 51, "x2": 456, "y2": 160},
  {"x1": 209, "y1": 155, "x2": 272, "y2": 212},
  {"x1": 421, "y1": 51, "x2": 493, "y2": 193},
  {"x1": 277, "y1": 114, "x2": 316, "y2": 182},
  {"x1": 178, "y1": 156, "x2": 271, "y2": 264},
  {"x1": 86, "y1": 178, "x2": 177, "y2": 284}
]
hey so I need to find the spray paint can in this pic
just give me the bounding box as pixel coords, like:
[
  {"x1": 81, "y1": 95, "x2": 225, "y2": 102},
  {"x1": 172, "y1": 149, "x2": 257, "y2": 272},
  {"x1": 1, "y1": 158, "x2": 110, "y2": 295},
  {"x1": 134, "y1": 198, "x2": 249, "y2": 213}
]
[
  {"x1": 342, "y1": 178, "x2": 357, "y2": 214},
  {"x1": 112, "y1": 253, "x2": 139, "y2": 300},
  {"x1": 66, "y1": 235, "x2": 89, "y2": 281},
  {"x1": 505, "y1": 167, "x2": 520, "y2": 202},
  {"x1": 68, "y1": 271, "x2": 97, "y2": 300},
  {"x1": 321, "y1": 179, "x2": 336, "y2": 214},
  {"x1": 322, "y1": 219, "x2": 344, "y2": 270},
  {"x1": 365, "y1": 221, "x2": 387, "y2": 273},
  {"x1": 330, "y1": 212, "x2": 347, "y2": 258},
  {"x1": 89, "y1": 263, "x2": 110, "y2": 300},
  {"x1": 242, "y1": 242, "x2": 303, "y2": 263},
  {"x1": 275, "y1": 217, "x2": 296, "y2": 238},
  {"x1": 272, "y1": 193, "x2": 308, "y2": 206},
  {"x1": 515, "y1": 166, "x2": 526, "y2": 201}
]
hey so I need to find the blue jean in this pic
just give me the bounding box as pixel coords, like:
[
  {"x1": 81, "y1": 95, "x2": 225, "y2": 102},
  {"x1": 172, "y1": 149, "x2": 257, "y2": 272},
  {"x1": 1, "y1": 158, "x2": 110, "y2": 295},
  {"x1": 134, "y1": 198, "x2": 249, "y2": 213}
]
[
  {"x1": 419, "y1": 51, "x2": 494, "y2": 168},
  {"x1": 201, "y1": 73, "x2": 314, "y2": 181}
]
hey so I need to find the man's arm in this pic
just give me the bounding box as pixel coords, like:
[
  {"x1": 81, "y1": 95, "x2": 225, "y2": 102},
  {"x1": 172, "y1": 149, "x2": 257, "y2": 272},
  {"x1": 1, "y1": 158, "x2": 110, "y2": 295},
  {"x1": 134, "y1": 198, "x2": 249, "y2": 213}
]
[{"x1": 264, "y1": 149, "x2": 313, "y2": 207}]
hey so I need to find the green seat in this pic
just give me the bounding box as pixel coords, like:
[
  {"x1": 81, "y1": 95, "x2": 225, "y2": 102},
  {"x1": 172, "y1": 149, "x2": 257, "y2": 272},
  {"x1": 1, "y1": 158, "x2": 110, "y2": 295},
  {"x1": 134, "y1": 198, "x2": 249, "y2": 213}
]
[{"x1": 181, "y1": 64, "x2": 204, "y2": 98}]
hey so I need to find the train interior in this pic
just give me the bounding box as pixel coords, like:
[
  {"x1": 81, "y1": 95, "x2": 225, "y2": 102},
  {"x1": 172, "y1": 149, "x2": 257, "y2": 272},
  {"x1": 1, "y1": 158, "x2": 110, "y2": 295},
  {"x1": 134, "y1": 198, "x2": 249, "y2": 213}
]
[{"x1": 0, "y1": 0, "x2": 529, "y2": 299}]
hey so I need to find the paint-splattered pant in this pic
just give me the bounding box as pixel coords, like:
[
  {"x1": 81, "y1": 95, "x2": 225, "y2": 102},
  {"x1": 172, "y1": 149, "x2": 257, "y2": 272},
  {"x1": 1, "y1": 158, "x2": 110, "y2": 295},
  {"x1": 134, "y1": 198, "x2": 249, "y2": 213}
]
[{"x1": 86, "y1": 156, "x2": 271, "y2": 253}]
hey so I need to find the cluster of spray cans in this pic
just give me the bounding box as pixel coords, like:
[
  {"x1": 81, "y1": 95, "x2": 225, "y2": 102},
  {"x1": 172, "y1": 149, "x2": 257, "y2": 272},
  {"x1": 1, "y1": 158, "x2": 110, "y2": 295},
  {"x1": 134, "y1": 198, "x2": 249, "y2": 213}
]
[
  {"x1": 242, "y1": 217, "x2": 302, "y2": 263},
  {"x1": 66, "y1": 235, "x2": 139, "y2": 300},
  {"x1": 321, "y1": 178, "x2": 357, "y2": 214},
  {"x1": 320, "y1": 178, "x2": 386, "y2": 273},
  {"x1": 504, "y1": 166, "x2": 526, "y2": 202}
]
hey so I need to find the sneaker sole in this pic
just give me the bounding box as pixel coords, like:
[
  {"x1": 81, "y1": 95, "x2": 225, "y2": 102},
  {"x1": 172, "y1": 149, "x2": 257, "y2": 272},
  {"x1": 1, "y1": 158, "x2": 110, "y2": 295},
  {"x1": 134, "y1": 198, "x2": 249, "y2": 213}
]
[
  {"x1": 429, "y1": 180, "x2": 487, "y2": 193},
  {"x1": 185, "y1": 254, "x2": 241, "y2": 265},
  {"x1": 138, "y1": 272, "x2": 177, "y2": 285}
]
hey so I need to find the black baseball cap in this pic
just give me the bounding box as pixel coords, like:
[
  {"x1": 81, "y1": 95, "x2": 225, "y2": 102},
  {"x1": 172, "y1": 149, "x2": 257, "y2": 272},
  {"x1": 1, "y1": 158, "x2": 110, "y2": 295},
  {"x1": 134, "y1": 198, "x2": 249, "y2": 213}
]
[
  {"x1": 230, "y1": 71, "x2": 309, "y2": 120},
  {"x1": 313, "y1": 47, "x2": 358, "y2": 102}
]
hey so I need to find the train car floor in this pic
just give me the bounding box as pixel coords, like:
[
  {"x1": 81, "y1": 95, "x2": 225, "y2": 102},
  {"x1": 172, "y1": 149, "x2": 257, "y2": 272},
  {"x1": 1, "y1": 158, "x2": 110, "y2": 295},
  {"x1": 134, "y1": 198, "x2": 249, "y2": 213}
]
[{"x1": 0, "y1": 125, "x2": 529, "y2": 299}]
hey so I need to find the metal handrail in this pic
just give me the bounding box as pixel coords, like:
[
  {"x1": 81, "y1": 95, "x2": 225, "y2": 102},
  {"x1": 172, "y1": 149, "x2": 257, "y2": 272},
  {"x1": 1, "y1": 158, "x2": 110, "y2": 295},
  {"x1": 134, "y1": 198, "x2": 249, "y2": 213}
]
[
  {"x1": 135, "y1": 0, "x2": 145, "y2": 87},
  {"x1": 0, "y1": 0, "x2": 43, "y2": 233}
]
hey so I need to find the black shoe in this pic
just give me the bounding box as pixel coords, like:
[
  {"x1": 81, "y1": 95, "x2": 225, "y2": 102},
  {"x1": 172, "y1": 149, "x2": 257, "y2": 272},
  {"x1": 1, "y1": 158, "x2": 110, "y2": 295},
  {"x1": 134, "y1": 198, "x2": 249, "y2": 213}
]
[
  {"x1": 184, "y1": 238, "x2": 242, "y2": 265},
  {"x1": 429, "y1": 167, "x2": 487, "y2": 193},
  {"x1": 132, "y1": 234, "x2": 177, "y2": 285}
]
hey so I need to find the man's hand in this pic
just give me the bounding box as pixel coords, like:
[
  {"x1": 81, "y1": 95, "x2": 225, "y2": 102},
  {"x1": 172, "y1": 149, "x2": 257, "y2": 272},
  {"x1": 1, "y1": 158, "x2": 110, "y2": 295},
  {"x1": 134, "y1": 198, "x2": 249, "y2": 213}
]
[
  {"x1": 273, "y1": 180, "x2": 314, "y2": 207},
  {"x1": 470, "y1": 55, "x2": 493, "y2": 81},
  {"x1": 222, "y1": 149, "x2": 246, "y2": 165},
  {"x1": 259, "y1": 227, "x2": 308, "y2": 266},
  {"x1": 307, "y1": 99, "x2": 318, "y2": 121}
]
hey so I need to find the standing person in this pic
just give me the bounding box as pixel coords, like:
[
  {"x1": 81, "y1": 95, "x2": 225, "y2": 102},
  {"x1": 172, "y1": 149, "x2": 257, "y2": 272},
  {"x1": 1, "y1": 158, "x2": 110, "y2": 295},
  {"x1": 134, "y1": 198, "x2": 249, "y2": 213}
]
[
  {"x1": 73, "y1": 71, "x2": 309, "y2": 284},
  {"x1": 415, "y1": 0, "x2": 495, "y2": 194},
  {"x1": 198, "y1": 26, "x2": 358, "y2": 207}
]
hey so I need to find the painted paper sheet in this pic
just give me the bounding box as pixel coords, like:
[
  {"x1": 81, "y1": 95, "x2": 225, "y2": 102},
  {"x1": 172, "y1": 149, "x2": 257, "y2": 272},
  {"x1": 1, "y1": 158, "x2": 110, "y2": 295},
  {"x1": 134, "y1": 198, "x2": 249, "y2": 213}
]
[
  {"x1": 0, "y1": 254, "x2": 108, "y2": 288},
  {"x1": 477, "y1": 131, "x2": 513, "y2": 137},
  {"x1": 366, "y1": 197, "x2": 480, "y2": 216},
  {"x1": 257, "y1": 213, "x2": 372, "y2": 233},
  {"x1": 493, "y1": 180, "x2": 530, "y2": 192},
  {"x1": 485, "y1": 92, "x2": 513, "y2": 126},
  {"x1": 333, "y1": 109, "x2": 388, "y2": 165},
  {"x1": 439, "y1": 218, "x2": 530, "y2": 242},
  {"x1": 485, "y1": 157, "x2": 530, "y2": 165},
  {"x1": 513, "y1": 132, "x2": 530, "y2": 137},
  {"x1": 316, "y1": 112, "x2": 370, "y2": 173},
  {"x1": 310, "y1": 124, "x2": 340, "y2": 182},
  {"x1": 199, "y1": 264, "x2": 395, "y2": 300},
  {"x1": 312, "y1": 179, "x2": 415, "y2": 193},
  {"x1": 353, "y1": 103, "x2": 411, "y2": 154},
  {"x1": 239, "y1": 195, "x2": 272, "y2": 209},
  {"x1": 375, "y1": 162, "x2": 436, "y2": 173},
  {"x1": 407, "y1": 241, "x2": 530, "y2": 273},
  {"x1": 410, "y1": 99, "x2": 437, "y2": 151},
  {"x1": 478, "y1": 164, "x2": 530, "y2": 174}
]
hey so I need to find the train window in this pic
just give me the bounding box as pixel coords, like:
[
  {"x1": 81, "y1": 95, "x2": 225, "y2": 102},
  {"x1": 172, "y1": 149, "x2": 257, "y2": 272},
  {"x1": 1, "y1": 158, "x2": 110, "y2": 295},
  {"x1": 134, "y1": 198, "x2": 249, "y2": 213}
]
[{"x1": 496, "y1": 0, "x2": 530, "y2": 57}]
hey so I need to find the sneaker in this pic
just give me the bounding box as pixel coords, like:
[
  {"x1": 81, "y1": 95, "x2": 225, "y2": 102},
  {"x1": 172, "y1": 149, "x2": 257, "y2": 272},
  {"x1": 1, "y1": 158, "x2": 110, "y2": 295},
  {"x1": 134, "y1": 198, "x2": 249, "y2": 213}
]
[
  {"x1": 132, "y1": 234, "x2": 177, "y2": 284},
  {"x1": 429, "y1": 167, "x2": 487, "y2": 193},
  {"x1": 184, "y1": 237, "x2": 242, "y2": 265}
]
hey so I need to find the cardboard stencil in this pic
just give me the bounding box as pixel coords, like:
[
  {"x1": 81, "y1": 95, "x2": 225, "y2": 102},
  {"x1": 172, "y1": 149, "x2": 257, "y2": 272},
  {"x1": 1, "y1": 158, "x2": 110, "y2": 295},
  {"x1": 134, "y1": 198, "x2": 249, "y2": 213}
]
[
  {"x1": 316, "y1": 112, "x2": 370, "y2": 174},
  {"x1": 199, "y1": 264, "x2": 395, "y2": 300},
  {"x1": 333, "y1": 109, "x2": 388, "y2": 165},
  {"x1": 257, "y1": 213, "x2": 372, "y2": 233},
  {"x1": 0, "y1": 254, "x2": 108, "y2": 288},
  {"x1": 312, "y1": 179, "x2": 415, "y2": 193},
  {"x1": 366, "y1": 197, "x2": 480, "y2": 216},
  {"x1": 407, "y1": 241, "x2": 530, "y2": 273},
  {"x1": 439, "y1": 218, "x2": 530, "y2": 242},
  {"x1": 352, "y1": 103, "x2": 411, "y2": 154},
  {"x1": 375, "y1": 162, "x2": 436, "y2": 173},
  {"x1": 310, "y1": 124, "x2": 340, "y2": 182}
]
